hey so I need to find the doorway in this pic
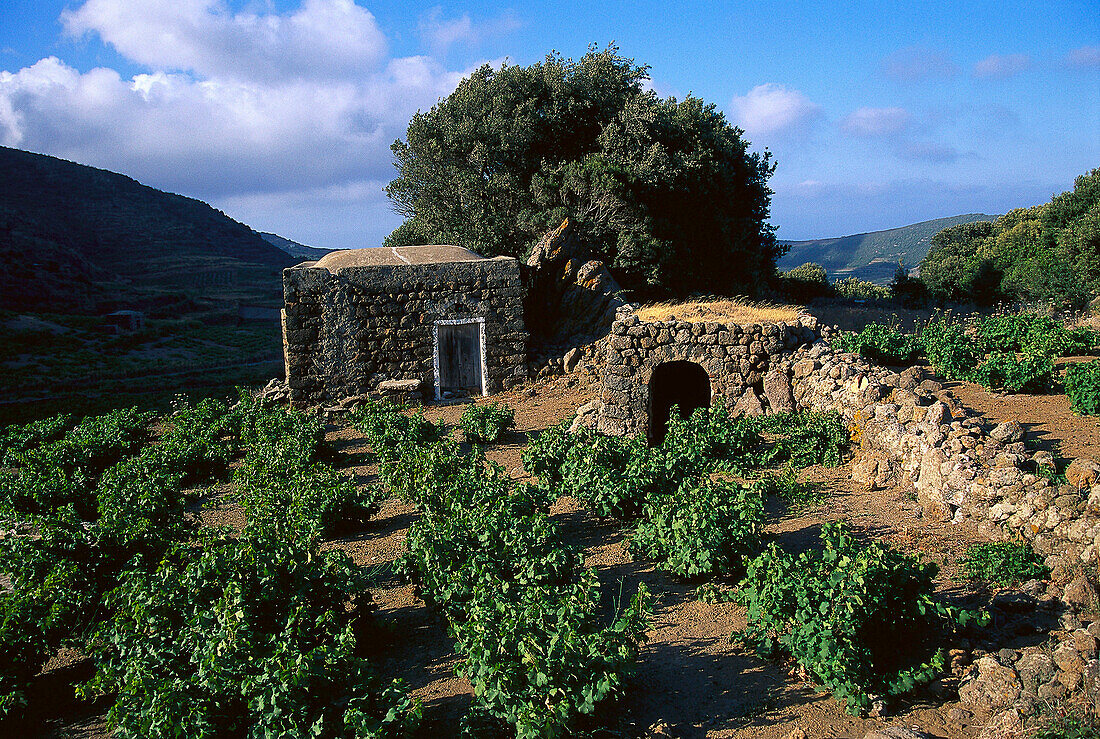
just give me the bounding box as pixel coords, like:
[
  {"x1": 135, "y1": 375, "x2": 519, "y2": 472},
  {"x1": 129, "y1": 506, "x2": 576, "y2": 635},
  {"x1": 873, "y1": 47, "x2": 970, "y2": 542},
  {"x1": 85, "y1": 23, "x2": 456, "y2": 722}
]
[
  {"x1": 433, "y1": 319, "x2": 486, "y2": 399},
  {"x1": 647, "y1": 360, "x2": 710, "y2": 445}
]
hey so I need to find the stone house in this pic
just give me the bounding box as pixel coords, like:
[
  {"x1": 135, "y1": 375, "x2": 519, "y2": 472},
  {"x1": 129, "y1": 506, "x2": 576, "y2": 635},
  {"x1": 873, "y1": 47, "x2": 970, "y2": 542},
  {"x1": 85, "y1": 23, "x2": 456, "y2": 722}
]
[{"x1": 281, "y1": 246, "x2": 526, "y2": 403}]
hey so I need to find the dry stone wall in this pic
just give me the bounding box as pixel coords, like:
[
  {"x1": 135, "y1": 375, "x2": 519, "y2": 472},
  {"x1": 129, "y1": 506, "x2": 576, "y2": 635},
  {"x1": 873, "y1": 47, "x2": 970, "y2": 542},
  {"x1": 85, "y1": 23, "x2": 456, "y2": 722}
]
[
  {"x1": 776, "y1": 340, "x2": 1100, "y2": 724},
  {"x1": 595, "y1": 313, "x2": 822, "y2": 437},
  {"x1": 282, "y1": 258, "x2": 526, "y2": 403}
]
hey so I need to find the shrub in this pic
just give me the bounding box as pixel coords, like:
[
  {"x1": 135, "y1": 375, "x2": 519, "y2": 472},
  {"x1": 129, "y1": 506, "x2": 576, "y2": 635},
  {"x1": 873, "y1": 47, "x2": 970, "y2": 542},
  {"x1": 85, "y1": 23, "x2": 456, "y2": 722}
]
[
  {"x1": 831, "y1": 322, "x2": 922, "y2": 365},
  {"x1": 352, "y1": 398, "x2": 443, "y2": 464},
  {"x1": 747, "y1": 411, "x2": 850, "y2": 468},
  {"x1": 756, "y1": 464, "x2": 819, "y2": 507},
  {"x1": 737, "y1": 522, "x2": 984, "y2": 715},
  {"x1": 969, "y1": 350, "x2": 1053, "y2": 393},
  {"x1": 396, "y1": 440, "x2": 650, "y2": 737},
  {"x1": 920, "y1": 317, "x2": 980, "y2": 381},
  {"x1": 960, "y1": 541, "x2": 1049, "y2": 586},
  {"x1": 833, "y1": 277, "x2": 891, "y2": 302},
  {"x1": 0, "y1": 414, "x2": 73, "y2": 467},
  {"x1": 630, "y1": 477, "x2": 765, "y2": 579},
  {"x1": 1065, "y1": 359, "x2": 1100, "y2": 415},
  {"x1": 459, "y1": 402, "x2": 516, "y2": 443},
  {"x1": 83, "y1": 533, "x2": 418, "y2": 739},
  {"x1": 157, "y1": 398, "x2": 238, "y2": 483},
  {"x1": 235, "y1": 453, "x2": 383, "y2": 540}
]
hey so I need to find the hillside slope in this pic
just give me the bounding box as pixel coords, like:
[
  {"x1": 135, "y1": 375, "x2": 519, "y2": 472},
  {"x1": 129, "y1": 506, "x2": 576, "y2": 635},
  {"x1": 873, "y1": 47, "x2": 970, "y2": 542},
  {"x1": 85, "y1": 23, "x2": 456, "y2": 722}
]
[
  {"x1": 0, "y1": 146, "x2": 295, "y2": 313},
  {"x1": 778, "y1": 213, "x2": 998, "y2": 284},
  {"x1": 259, "y1": 232, "x2": 332, "y2": 261}
]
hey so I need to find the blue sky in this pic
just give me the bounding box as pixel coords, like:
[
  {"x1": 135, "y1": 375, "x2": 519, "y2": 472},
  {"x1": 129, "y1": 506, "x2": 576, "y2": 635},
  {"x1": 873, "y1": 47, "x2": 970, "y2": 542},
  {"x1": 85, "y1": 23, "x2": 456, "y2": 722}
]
[{"x1": 1, "y1": 1, "x2": 1097, "y2": 248}]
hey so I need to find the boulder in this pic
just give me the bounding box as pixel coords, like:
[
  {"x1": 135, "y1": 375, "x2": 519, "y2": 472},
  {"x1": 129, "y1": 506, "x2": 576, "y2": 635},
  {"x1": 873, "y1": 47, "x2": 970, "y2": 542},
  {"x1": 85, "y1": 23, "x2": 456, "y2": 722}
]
[
  {"x1": 524, "y1": 220, "x2": 628, "y2": 345},
  {"x1": 990, "y1": 420, "x2": 1024, "y2": 444},
  {"x1": 958, "y1": 656, "x2": 1022, "y2": 711},
  {"x1": 1067, "y1": 458, "x2": 1100, "y2": 489},
  {"x1": 763, "y1": 369, "x2": 795, "y2": 414},
  {"x1": 732, "y1": 387, "x2": 765, "y2": 418}
]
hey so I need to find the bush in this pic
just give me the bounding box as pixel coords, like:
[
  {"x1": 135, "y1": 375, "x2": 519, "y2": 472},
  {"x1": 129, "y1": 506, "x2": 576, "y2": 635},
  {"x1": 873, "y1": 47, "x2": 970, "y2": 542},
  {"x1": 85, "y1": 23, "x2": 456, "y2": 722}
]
[
  {"x1": 831, "y1": 322, "x2": 922, "y2": 365},
  {"x1": 0, "y1": 414, "x2": 73, "y2": 467},
  {"x1": 737, "y1": 522, "x2": 984, "y2": 715},
  {"x1": 83, "y1": 533, "x2": 418, "y2": 739},
  {"x1": 920, "y1": 317, "x2": 980, "y2": 381},
  {"x1": 778, "y1": 262, "x2": 831, "y2": 302},
  {"x1": 1066, "y1": 359, "x2": 1100, "y2": 415},
  {"x1": 396, "y1": 439, "x2": 650, "y2": 737},
  {"x1": 833, "y1": 277, "x2": 891, "y2": 302},
  {"x1": 969, "y1": 350, "x2": 1053, "y2": 393},
  {"x1": 459, "y1": 402, "x2": 516, "y2": 443},
  {"x1": 959, "y1": 541, "x2": 1048, "y2": 586},
  {"x1": 630, "y1": 477, "x2": 764, "y2": 579},
  {"x1": 352, "y1": 399, "x2": 443, "y2": 465},
  {"x1": 747, "y1": 411, "x2": 850, "y2": 468}
]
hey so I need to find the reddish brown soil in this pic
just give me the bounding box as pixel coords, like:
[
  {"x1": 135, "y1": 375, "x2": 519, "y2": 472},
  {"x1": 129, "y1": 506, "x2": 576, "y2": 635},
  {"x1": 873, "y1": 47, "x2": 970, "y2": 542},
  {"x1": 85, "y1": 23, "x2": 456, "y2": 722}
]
[{"x1": 30, "y1": 368, "x2": 1100, "y2": 739}]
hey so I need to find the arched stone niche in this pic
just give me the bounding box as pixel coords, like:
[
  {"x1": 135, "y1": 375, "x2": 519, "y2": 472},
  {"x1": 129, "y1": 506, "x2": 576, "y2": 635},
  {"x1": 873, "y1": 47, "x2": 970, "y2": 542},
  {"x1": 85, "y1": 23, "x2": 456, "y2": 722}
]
[
  {"x1": 596, "y1": 313, "x2": 820, "y2": 437},
  {"x1": 647, "y1": 360, "x2": 711, "y2": 445}
]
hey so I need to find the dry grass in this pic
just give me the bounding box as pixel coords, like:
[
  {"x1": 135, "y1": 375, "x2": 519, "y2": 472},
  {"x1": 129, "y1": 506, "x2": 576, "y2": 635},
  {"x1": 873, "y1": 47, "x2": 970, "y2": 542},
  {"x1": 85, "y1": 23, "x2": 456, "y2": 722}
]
[{"x1": 633, "y1": 296, "x2": 804, "y2": 324}]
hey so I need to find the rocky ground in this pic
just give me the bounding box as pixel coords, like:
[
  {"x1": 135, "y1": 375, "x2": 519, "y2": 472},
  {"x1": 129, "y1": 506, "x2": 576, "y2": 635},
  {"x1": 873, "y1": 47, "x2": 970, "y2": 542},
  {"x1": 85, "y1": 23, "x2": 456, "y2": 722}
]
[{"x1": 35, "y1": 361, "x2": 1100, "y2": 739}]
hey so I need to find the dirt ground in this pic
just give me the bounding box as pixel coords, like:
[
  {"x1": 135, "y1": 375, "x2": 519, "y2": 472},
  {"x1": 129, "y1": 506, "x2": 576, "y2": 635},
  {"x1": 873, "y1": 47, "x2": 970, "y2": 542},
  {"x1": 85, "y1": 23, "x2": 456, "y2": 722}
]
[{"x1": 31, "y1": 366, "x2": 1100, "y2": 739}]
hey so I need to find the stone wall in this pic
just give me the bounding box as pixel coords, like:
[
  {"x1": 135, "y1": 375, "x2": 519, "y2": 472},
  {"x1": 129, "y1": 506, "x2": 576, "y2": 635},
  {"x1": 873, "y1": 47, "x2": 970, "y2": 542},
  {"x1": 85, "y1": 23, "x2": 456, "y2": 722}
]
[
  {"x1": 282, "y1": 258, "x2": 526, "y2": 403},
  {"x1": 777, "y1": 340, "x2": 1100, "y2": 726},
  {"x1": 595, "y1": 313, "x2": 822, "y2": 437}
]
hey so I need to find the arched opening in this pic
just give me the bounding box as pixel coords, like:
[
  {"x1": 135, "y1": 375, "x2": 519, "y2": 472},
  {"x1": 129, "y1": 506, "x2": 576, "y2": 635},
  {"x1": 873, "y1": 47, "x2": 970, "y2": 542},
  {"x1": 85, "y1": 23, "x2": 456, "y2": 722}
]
[{"x1": 647, "y1": 360, "x2": 711, "y2": 445}]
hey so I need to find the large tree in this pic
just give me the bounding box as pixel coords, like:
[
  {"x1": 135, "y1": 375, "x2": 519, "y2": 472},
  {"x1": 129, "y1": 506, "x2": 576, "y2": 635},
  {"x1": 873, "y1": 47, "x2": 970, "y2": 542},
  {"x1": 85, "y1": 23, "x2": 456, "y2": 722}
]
[
  {"x1": 384, "y1": 46, "x2": 778, "y2": 297},
  {"x1": 920, "y1": 168, "x2": 1100, "y2": 306}
]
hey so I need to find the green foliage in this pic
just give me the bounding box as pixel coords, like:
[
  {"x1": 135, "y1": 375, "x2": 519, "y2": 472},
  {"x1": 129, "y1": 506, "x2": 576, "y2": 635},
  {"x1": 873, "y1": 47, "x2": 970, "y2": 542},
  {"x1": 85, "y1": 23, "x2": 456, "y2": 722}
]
[
  {"x1": 959, "y1": 541, "x2": 1049, "y2": 586},
  {"x1": 831, "y1": 322, "x2": 922, "y2": 365},
  {"x1": 385, "y1": 45, "x2": 778, "y2": 297},
  {"x1": 778, "y1": 262, "x2": 831, "y2": 302},
  {"x1": 756, "y1": 465, "x2": 820, "y2": 508},
  {"x1": 630, "y1": 477, "x2": 764, "y2": 579},
  {"x1": 920, "y1": 316, "x2": 983, "y2": 381},
  {"x1": 1066, "y1": 359, "x2": 1100, "y2": 415},
  {"x1": 1032, "y1": 706, "x2": 1100, "y2": 739},
  {"x1": 969, "y1": 350, "x2": 1053, "y2": 394},
  {"x1": 233, "y1": 399, "x2": 380, "y2": 539},
  {"x1": 921, "y1": 168, "x2": 1100, "y2": 305},
  {"x1": 919, "y1": 311, "x2": 1094, "y2": 393},
  {"x1": 83, "y1": 532, "x2": 418, "y2": 739},
  {"x1": 459, "y1": 402, "x2": 516, "y2": 443},
  {"x1": 833, "y1": 276, "x2": 891, "y2": 302},
  {"x1": 746, "y1": 411, "x2": 851, "y2": 468},
  {"x1": 0, "y1": 414, "x2": 73, "y2": 466},
  {"x1": 352, "y1": 398, "x2": 443, "y2": 466},
  {"x1": 737, "y1": 522, "x2": 984, "y2": 715}
]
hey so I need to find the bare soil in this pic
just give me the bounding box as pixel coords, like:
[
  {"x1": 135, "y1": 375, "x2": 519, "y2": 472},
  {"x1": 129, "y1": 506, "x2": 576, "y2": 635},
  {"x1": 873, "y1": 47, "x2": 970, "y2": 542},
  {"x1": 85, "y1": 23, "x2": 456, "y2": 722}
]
[{"x1": 30, "y1": 367, "x2": 1100, "y2": 739}]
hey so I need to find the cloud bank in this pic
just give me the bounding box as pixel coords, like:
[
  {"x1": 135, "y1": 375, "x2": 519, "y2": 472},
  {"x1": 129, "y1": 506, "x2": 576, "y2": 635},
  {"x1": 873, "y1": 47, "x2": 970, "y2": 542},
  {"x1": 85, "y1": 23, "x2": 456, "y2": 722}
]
[
  {"x1": 0, "y1": 0, "x2": 494, "y2": 246},
  {"x1": 729, "y1": 83, "x2": 822, "y2": 139}
]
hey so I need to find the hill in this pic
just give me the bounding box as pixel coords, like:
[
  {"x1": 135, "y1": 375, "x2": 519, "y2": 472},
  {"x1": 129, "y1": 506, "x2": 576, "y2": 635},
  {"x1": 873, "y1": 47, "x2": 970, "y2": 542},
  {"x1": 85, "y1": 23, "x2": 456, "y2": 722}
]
[
  {"x1": 259, "y1": 232, "x2": 332, "y2": 261},
  {"x1": 778, "y1": 213, "x2": 998, "y2": 284},
  {"x1": 0, "y1": 146, "x2": 295, "y2": 313}
]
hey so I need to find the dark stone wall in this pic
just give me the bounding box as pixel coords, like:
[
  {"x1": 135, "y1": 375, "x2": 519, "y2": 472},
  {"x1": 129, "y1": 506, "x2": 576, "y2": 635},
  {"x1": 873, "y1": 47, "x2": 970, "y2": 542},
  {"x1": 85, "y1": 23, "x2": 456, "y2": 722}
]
[{"x1": 282, "y1": 257, "x2": 526, "y2": 403}]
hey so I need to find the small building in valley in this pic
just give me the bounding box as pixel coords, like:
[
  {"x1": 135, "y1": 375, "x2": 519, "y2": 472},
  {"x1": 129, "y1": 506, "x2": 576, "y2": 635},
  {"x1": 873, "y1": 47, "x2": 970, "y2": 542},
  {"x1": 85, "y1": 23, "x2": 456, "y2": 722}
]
[{"x1": 281, "y1": 246, "x2": 526, "y2": 403}]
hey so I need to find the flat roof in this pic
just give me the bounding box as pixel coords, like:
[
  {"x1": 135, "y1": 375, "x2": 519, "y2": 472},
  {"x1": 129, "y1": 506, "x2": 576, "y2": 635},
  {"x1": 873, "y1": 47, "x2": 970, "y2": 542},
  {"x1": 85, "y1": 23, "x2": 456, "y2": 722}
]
[{"x1": 312, "y1": 246, "x2": 488, "y2": 272}]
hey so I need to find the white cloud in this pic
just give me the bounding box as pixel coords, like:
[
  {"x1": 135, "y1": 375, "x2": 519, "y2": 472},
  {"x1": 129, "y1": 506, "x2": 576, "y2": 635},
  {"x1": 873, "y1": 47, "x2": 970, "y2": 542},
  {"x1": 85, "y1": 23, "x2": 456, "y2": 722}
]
[
  {"x1": 1067, "y1": 45, "x2": 1100, "y2": 70},
  {"x1": 0, "y1": 0, "x2": 481, "y2": 245},
  {"x1": 61, "y1": 0, "x2": 388, "y2": 83},
  {"x1": 839, "y1": 107, "x2": 911, "y2": 138},
  {"x1": 972, "y1": 53, "x2": 1031, "y2": 79},
  {"x1": 882, "y1": 46, "x2": 958, "y2": 82},
  {"x1": 0, "y1": 53, "x2": 460, "y2": 199},
  {"x1": 418, "y1": 7, "x2": 521, "y2": 56},
  {"x1": 729, "y1": 83, "x2": 822, "y2": 138}
]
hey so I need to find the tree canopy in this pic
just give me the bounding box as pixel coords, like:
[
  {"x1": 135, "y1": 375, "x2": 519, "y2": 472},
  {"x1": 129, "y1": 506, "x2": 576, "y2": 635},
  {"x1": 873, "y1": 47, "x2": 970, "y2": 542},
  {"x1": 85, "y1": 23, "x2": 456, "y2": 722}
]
[
  {"x1": 384, "y1": 46, "x2": 779, "y2": 297},
  {"x1": 920, "y1": 168, "x2": 1100, "y2": 306}
]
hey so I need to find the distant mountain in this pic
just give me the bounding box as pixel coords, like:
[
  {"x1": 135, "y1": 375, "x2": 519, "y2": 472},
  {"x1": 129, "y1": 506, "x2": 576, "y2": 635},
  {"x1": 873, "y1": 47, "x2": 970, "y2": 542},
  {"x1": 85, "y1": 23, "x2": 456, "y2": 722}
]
[
  {"x1": 0, "y1": 146, "x2": 295, "y2": 313},
  {"x1": 777, "y1": 213, "x2": 999, "y2": 284},
  {"x1": 259, "y1": 232, "x2": 332, "y2": 261}
]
